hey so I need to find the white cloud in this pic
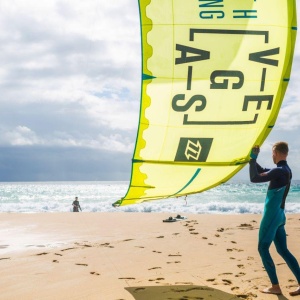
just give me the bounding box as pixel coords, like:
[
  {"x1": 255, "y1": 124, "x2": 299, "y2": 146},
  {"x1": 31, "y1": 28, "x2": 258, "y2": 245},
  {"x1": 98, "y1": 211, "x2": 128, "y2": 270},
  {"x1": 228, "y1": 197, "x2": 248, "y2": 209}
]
[
  {"x1": 1, "y1": 126, "x2": 38, "y2": 146},
  {"x1": 276, "y1": 100, "x2": 300, "y2": 130},
  {"x1": 0, "y1": 125, "x2": 134, "y2": 153}
]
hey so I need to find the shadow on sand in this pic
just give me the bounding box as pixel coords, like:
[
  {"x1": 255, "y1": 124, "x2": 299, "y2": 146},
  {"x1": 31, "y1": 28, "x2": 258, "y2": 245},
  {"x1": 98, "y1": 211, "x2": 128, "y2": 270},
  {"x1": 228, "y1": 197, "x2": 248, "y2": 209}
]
[{"x1": 125, "y1": 285, "x2": 249, "y2": 300}]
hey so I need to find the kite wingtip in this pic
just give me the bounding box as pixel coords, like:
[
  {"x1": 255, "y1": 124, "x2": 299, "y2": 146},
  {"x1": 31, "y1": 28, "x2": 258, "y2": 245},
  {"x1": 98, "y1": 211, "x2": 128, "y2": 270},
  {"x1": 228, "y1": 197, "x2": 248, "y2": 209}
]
[{"x1": 112, "y1": 200, "x2": 122, "y2": 208}]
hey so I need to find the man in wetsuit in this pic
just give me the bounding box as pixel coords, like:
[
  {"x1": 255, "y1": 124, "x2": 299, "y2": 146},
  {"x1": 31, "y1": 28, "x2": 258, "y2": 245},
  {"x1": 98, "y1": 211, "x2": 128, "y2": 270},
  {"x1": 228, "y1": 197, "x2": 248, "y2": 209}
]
[
  {"x1": 72, "y1": 197, "x2": 82, "y2": 212},
  {"x1": 249, "y1": 142, "x2": 300, "y2": 296}
]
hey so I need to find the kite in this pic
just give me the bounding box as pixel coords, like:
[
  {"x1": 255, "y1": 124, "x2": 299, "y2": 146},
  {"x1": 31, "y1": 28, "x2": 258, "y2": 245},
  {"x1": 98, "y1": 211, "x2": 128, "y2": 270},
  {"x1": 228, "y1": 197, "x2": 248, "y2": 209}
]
[{"x1": 113, "y1": 0, "x2": 297, "y2": 206}]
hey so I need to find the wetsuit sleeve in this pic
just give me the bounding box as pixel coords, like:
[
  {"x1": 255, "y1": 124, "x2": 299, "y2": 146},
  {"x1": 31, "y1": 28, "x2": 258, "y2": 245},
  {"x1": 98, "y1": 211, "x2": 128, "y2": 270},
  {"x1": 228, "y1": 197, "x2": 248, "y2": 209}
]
[{"x1": 249, "y1": 159, "x2": 274, "y2": 183}]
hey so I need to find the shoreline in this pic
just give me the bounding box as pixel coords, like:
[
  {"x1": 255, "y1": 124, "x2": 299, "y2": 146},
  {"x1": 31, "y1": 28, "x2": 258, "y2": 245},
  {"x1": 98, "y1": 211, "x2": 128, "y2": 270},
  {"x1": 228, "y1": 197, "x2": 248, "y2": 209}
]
[{"x1": 0, "y1": 212, "x2": 299, "y2": 299}]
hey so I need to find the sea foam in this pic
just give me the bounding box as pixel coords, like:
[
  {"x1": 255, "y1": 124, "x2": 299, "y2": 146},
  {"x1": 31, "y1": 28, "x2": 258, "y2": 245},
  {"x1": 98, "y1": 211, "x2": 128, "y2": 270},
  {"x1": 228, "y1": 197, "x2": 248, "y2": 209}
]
[{"x1": 0, "y1": 181, "x2": 300, "y2": 214}]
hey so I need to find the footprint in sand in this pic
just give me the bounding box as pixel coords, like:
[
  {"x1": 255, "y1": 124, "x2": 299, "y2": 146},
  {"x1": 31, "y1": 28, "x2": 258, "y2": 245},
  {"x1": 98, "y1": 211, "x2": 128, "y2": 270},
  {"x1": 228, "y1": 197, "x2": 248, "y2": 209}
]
[
  {"x1": 119, "y1": 277, "x2": 136, "y2": 280},
  {"x1": 227, "y1": 248, "x2": 244, "y2": 252},
  {"x1": 0, "y1": 257, "x2": 10, "y2": 261},
  {"x1": 206, "y1": 278, "x2": 215, "y2": 282},
  {"x1": 237, "y1": 264, "x2": 245, "y2": 269},
  {"x1": 148, "y1": 277, "x2": 165, "y2": 282},
  {"x1": 100, "y1": 243, "x2": 110, "y2": 246},
  {"x1": 168, "y1": 254, "x2": 182, "y2": 257},
  {"x1": 123, "y1": 239, "x2": 134, "y2": 242},
  {"x1": 75, "y1": 263, "x2": 88, "y2": 267},
  {"x1": 238, "y1": 223, "x2": 253, "y2": 230},
  {"x1": 148, "y1": 267, "x2": 161, "y2": 270},
  {"x1": 53, "y1": 260, "x2": 59, "y2": 263},
  {"x1": 235, "y1": 272, "x2": 246, "y2": 277},
  {"x1": 90, "y1": 272, "x2": 100, "y2": 276},
  {"x1": 222, "y1": 279, "x2": 232, "y2": 285},
  {"x1": 100, "y1": 243, "x2": 114, "y2": 248},
  {"x1": 156, "y1": 236, "x2": 164, "y2": 238},
  {"x1": 36, "y1": 252, "x2": 49, "y2": 256},
  {"x1": 190, "y1": 232, "x2": 199, "y2": 235},
  {"x1": 55, "y1": 253, "x2": 63, "y2": 256},
  {"x1": 167, "y1": 261, "x2": 181, "y2": 264},
  {"x1": 231, "y1": 286, "x2": 240, "y2": 291},
  {"x1": 153, "y1": 250, "x2": 162, "y2": 254},
  {"x1": 61, "y1": 247, "x2": 76, "y2": 252}
]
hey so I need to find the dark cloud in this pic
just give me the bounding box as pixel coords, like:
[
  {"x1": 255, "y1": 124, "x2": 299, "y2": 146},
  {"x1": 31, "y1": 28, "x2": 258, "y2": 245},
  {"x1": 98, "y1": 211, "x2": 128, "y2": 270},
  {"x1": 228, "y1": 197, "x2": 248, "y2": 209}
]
[{"x1": 0, "y1": 146, "x2": 132, "y2": 181}]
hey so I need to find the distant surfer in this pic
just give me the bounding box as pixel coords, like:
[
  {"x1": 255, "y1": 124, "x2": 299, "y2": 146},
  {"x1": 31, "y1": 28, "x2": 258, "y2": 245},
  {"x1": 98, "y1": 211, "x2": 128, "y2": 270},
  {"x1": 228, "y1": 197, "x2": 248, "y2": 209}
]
[
  {"x1": 72, "y1": 197, "x2": 82, "y2": 212},
  {"x1": 249, "y1": 142, "x2": 300, "y2": 296}
]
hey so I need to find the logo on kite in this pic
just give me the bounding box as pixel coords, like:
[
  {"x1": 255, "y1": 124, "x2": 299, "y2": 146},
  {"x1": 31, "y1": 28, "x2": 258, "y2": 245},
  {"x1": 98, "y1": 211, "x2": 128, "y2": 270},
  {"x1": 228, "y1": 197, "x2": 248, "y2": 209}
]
[{"x1": 175, "y1": 138, "x2": 213, "y2": 162}]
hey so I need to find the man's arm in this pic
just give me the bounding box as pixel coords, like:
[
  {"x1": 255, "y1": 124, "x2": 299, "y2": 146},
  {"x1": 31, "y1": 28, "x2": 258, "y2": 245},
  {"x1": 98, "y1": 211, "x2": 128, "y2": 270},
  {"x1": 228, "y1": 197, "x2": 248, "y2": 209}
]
[
  {"x1": 249, "y1": 146, "x2": 271, "y2": 183},
  {"x1": 249, "y1": 159, "x2": 271, "y2": 183}
]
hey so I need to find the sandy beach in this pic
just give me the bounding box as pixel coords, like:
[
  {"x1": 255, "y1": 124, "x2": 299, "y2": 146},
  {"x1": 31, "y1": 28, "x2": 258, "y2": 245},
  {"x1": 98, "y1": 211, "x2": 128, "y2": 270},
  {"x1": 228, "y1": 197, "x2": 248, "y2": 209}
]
[{"x1": 0, "y1": 212, "x2": 300, "y2": 300}]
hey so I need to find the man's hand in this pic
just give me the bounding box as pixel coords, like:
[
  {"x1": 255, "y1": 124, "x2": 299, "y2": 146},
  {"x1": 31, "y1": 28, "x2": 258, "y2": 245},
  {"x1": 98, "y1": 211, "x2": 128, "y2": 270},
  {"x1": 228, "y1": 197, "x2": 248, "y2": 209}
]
[{"x1": 250, "y1": 145, "x2": 260, "y2": 159}]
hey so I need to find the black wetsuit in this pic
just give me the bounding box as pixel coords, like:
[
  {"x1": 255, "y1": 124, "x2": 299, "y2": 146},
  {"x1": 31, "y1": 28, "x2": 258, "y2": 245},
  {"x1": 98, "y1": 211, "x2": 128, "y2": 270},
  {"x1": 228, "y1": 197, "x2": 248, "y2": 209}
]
[
  {"x1": 72, "y1": 200, "x2": 81, "y2": 212},
  {"x1": 250, "y1": 160, "x2": 291, "y2": 208}
]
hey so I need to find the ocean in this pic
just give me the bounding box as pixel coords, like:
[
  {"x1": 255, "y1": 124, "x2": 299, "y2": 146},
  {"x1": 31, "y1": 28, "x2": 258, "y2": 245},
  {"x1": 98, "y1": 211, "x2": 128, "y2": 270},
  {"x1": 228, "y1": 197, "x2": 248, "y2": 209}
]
[{"x1": 0, "y1": 181, "x2": 300, "y2": 214}]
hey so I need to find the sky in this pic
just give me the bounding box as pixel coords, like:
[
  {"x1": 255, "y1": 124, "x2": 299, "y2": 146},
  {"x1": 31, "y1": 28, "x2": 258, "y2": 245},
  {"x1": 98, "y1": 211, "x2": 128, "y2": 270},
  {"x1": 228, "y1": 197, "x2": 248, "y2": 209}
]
[{"x1": 0, "y1": 0, "x2": 299, "y2": 182}]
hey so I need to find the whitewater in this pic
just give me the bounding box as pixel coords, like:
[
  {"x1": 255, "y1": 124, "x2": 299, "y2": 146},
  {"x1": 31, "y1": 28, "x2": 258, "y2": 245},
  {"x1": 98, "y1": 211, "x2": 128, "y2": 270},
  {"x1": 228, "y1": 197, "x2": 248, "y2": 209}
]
[{"x1": 0, "y1": 181, "x2": 299, "y2": 214}]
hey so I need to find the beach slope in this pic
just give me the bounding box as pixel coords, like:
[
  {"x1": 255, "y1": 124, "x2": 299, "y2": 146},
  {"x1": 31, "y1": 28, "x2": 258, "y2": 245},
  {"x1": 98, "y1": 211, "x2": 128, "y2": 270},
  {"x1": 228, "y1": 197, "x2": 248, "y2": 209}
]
[{"x1": 0, "y1": 212, "x2": 299, "y2": 299}]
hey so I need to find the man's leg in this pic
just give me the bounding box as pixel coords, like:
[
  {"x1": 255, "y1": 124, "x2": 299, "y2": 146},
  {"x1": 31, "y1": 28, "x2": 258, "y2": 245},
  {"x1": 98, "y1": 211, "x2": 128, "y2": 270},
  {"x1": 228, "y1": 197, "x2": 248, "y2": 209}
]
[
  {"x1": 274, "y1": 225, "x2": 300, "y2": 296},
  {"x1": 258, "y1": 228, "x2": 279, "y2": 285}
]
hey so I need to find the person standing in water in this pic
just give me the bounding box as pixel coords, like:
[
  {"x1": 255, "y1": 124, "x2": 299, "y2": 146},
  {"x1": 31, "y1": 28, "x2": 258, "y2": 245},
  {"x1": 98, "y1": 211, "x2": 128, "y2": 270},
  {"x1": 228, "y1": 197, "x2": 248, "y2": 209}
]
[
  {"x1": 249, "y1": 142, "x2": 300, "y2": 296},
  {"x1": 72, "y1": 197, "x2": 82, "y2": 212}
]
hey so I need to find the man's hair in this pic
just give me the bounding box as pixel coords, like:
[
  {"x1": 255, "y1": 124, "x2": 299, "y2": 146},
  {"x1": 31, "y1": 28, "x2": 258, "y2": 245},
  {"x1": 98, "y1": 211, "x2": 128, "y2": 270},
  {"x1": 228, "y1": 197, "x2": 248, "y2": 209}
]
[{"x1": 273, "y1": 141, "x2": 289, "y2": 155}]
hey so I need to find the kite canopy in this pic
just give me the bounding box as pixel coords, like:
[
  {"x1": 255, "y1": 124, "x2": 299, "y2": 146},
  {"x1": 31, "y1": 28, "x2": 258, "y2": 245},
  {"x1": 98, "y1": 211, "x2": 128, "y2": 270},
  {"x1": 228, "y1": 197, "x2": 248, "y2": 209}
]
[{"x1": 113, "y1": 0, "x2": 297, "y2": 206}]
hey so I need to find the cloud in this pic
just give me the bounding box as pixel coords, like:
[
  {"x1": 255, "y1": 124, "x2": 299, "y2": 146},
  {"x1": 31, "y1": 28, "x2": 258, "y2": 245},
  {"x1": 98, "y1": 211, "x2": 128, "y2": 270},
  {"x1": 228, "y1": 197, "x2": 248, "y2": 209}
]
[
  {"x1": 1, "y1": 126, "x2": 38, "y2": 146},
  {"x1": 276, "y1": 99, "x2": 300, "y2": 130},
  {"x1": 0, "y1": 124, "x2": 134, "y2": 153},
  {"x1": 0, "y1": 0, "x2": 299, "y2": 181},
  {"x1": 0, "y1": 0, "x2": 140, "y2": 160},
  {"x1": 0, "y1": 146, "x2": 132, "y2": 181}
]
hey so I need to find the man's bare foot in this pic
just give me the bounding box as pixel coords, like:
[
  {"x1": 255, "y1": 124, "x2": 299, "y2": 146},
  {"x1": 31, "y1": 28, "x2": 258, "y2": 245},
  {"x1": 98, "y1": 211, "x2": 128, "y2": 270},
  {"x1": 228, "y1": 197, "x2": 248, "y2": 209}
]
[
  {"x1": 260, "y1": 285, "x2": 282, "y2": 295},
  {"x1": 289, "y1": 286, "x2": 300, "y2": 296}
]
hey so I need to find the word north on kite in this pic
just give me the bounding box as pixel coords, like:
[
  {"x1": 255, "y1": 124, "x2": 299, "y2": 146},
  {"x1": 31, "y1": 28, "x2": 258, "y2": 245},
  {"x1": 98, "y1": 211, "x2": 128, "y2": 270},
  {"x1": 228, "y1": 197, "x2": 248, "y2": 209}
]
[
  {"x1": 175, "y1": 138, "x2": 213, "y2": 162},
  {"x1": 198, "y1": 0, "x2": 257, "y2": 20}
]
